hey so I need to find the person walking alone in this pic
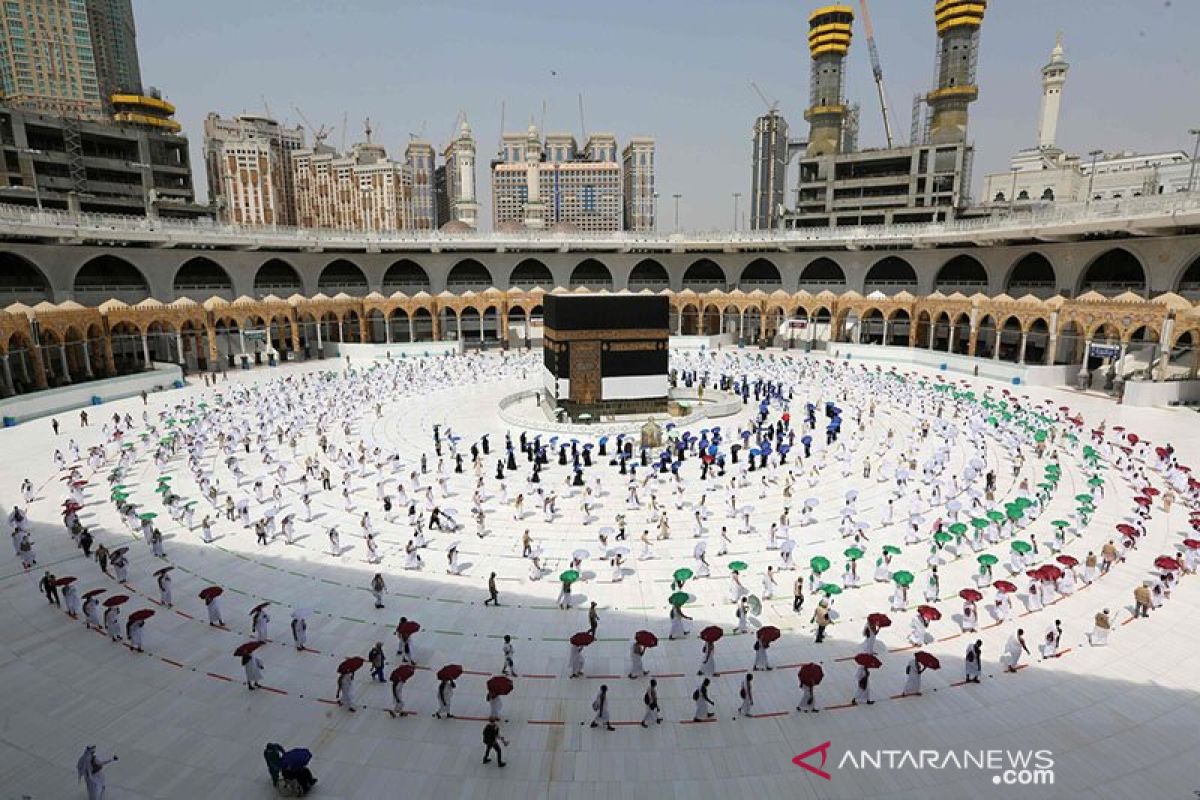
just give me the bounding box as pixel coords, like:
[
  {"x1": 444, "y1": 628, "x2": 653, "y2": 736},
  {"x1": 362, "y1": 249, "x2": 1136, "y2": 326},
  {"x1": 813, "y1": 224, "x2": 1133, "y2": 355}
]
[{"x1": 482, "y1": 720, "x2": 508, "y2": 767}]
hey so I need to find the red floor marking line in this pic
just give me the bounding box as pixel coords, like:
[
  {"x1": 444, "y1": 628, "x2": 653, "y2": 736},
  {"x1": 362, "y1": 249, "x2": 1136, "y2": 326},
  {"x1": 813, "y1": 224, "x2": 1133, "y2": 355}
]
[
  {"x1": 833, "y1": 655, "x2": 855, "y2": 663},
  {"x1": 520, "y1": 673, "x2": 555, "y2": 679},
  {"x1": 888, "y1": 644, "x2": 918, "y2": 653},
  {"x1": 889, "y1": 693, "x2": 920, "y2": 700},
  {"x1": 315, "y1": 698, "x2": 339, "y2": 706},
  {"x1": 822, "y1": 702, "x2": 855, "y2": 711},
  {"x1": 451, "y1": 715, "x2": 491, "y2": 722},
  {"x1": 750, "y1": 710, "x2": 790, "y2": 718},
  {"x1": 462, "y1": 669, "x2": 490, "y2": 676},
  {"x1": 1050, "y1": 647, "x2": 1073, "y2": 658},
  {"x1": 948, "y1": 679, "x2": 972, "y2": 687},
  {"x1": 586, "y1": 674, "x2": 622, "y2": 679},
  {"x1": 527, "y1": 719, "x2": 565, "y2": 726},
  {"x1": 258, "y1": 685, "x2": 288, "y2": 695},
  {"x1": 206, "y1": 672, "x2": 233, "y2": 682},
  {"x1": 680, "y1": 717, "x2": 717, "y2": 724},
  {"x1": 159, "y1": 657, "x2": 184, "y2": 667},
  {"x1": 938, "y1": 633, "x2": 963, "y2": 642},
  {"x1": 651, "y1": 672, "x2": 685, "y2": 678},
  {"x1": 174, "y1": 610, "x2": 194, "y2": 619}
]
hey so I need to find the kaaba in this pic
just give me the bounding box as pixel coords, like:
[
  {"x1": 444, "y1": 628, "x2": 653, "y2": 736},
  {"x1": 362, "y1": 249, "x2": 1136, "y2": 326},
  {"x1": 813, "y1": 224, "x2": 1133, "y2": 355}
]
[{"x1": 542, "y1": 295, "x2": 670, "y2": 413}]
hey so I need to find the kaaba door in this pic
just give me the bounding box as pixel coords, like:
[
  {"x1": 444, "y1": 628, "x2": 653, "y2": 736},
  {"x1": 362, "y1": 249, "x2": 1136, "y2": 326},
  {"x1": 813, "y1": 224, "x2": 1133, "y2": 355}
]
[{"x1": 569, "y1": 341, "x2": 601, "y2": 404}]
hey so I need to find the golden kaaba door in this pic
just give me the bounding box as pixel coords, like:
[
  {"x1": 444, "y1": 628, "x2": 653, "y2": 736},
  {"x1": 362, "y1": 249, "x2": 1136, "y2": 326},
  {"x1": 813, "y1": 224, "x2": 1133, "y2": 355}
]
[{"x1": 569, "y1": 340, "x2": 602, "y2": 404}]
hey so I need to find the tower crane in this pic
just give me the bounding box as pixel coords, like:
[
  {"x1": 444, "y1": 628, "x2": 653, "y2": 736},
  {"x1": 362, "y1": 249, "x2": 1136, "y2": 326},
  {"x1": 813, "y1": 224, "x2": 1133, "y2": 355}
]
[
  {"x1": 859, "y1": 0, "x2": 895, "y2": 148},
  {"x1": 750, "y1": 81, "x2": 780, "y2": 114},
  {"x1": 292, "y1": 106, "x2": 331, "y2": 147}
]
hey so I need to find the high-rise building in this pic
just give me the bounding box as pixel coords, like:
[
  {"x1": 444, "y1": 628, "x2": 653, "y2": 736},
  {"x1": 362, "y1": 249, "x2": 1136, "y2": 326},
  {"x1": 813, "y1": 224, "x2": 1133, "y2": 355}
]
[
  {"x1": 750, "y1": 112, "x2": 789, "y2": 230},
  {"x1": 622, "y1": 137, "x2": 656, "y2": 232},
  {"x1": 203, "y1": 113, "x2": 304, "y2": 226},
  {"x1": 439, "y1": 119, "x2": 478, "y2": 230},
  {"x1": 292, "y1": 139, "x2": 414, "y2": 232},
  {"x1": 804, "y1": 5, "x2": 854, "y2": 157},
  {"x1": 405, "y1": 139, "x2": 436, "y2": 230},
  {"x1": 86, "y1": 0, "x2": 141, "y2": 103},
  {"x1": 492, "y1": 125, "x2": 644, "y2": 232},
  {"x1": 0, "y1": 0, "x2": 147, "y2": 119}
]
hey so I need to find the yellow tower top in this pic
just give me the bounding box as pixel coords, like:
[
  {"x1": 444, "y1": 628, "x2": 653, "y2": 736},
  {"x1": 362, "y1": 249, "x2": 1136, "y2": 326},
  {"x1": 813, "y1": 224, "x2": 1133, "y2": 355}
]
[
  {"x1": 934, "y1": 0, "x2": 986, "y2": 34},
  {"x1": 808, "y1": 5, "x2": 855, "y2": 57}
]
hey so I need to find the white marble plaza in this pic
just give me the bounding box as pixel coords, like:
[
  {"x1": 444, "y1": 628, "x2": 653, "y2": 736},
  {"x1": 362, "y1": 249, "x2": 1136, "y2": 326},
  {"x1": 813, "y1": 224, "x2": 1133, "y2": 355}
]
[{"x1": 3, "y1": 348, "x2": 1200, "y2": 800}]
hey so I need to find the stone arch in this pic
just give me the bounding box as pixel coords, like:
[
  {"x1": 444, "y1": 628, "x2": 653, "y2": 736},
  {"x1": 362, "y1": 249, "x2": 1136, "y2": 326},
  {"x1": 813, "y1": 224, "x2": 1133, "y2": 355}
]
[
  {"x1": 681, "y1": 259, "x2": 727, "y2": 291},
  {"x1": 1023, "y1": 317, "x2": 1051, "y2": 364},
  {"x1": 510, "y1": 259, "x2": 553, "y2": 287},
  {"x1": 74, "y1": 254, "x2": 150, "y2": 303},
  {"x1": 1077, "y1": 248, "x2": 1145, "y2": 297},
  {"x1": 886, "y1": 308, "x2": 912, "y2": 346},
  {"x1": 382, "y1": 259, "x2": 431, "y2": 293},
  {"x1": 935, "y1": 255, "x2": 988, "y2": 293},
  {"x1": 0, "y1": 252, "x2": 51, "y2": 303},
  {"x1": 318, "y1": 259, "x2": 369, "y2": 294},
  {"x1": 446, "y1": 258, "x2": 494, "y2": 290},
  {"x1": 1006, "y1": 252, "x2": 1057, "y2": 297},
  {"x1": 629, "y1": 259, "x2": 669, "y2": 288},
  {"x1": 255, "y1": 259, "x2": 304, "y2": 296},
  {"x1": 865, "y1": 256, "x2": 917, "y2": 293},
  {"x1": 174, "y1": 256, "x2": 233, "y2": 300},
  {"x1": 411, "y1": 307, "x2": 435, "y2": 343},
  {"x1": 973, "y1": 314, "x2": 998, "y2": 357},
  {"x1": 1174, "y1": 252, "x2": 1200, "y2": 299},
  {"x1": 740, "y1": 258, "x2": 781, "y2": 289},
  {"x1": 799, "y1": 257, "x2": 845, "y2": 288},
  {"x1": 569, "y1": 259, "x2": 613, "y2": 290}
]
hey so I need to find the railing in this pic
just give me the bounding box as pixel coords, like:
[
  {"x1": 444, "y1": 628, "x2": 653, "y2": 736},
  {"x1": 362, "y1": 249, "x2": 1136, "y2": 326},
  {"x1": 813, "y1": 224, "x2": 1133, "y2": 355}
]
[{"x1": 1, "y1": 193, "x2": 1198, "y2": 251}]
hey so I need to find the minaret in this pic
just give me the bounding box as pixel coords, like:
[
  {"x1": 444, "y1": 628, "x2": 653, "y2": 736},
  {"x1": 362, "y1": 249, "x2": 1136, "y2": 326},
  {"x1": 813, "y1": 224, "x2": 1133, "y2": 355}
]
[
  {"x1": 1037, "y1": 33, "x2": 1068, "y2": 150},
  {"x1": 926, "y1": 0, "x2": 987, "y2": 145},
  {"x1": 804, "y1": 5, "x2": 854, "y2": 157},
  {"x1": 451, "y1": 118, "x2": 479, "y2": 228},
  {"x1": 522, "y1": 122, "x2": 546, "y2": 229}
]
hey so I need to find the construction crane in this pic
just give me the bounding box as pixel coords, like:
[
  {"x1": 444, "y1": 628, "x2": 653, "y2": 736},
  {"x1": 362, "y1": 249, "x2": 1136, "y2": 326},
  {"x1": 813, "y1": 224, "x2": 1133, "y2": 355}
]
[
  {"x1": 859, "y1": 0, "x2": 895, "y2": 148},
  {"x1": 750, "y1": 81, "x2": 780, "y2": 114},
  {"x1": 292, "y1": 106, "x2": 331, "y2": 147}
]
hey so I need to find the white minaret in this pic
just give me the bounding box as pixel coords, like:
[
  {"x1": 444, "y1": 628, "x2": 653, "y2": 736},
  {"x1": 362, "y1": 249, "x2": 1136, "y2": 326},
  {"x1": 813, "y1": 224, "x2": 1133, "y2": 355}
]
[
  {"x1": 522, "y1": 123, "x2": 546, "y2": 229},
  {"x1": 1038, "y1": 33, "x2": 1068, "y2": 150},
  {"x1": 452, "y1": 118, "x2": 478, "y2": 229}
]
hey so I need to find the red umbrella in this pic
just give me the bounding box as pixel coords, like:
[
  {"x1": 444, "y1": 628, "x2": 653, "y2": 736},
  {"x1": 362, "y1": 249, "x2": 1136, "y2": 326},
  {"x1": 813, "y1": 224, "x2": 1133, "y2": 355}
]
[
  {"x1": 1182, "y1": 539, "x2": 1200, "y2": 549},
  {"x1": 103, "y1": 594, "x2": 130, "y2": 608},
  {"x1": 570, "y1": 631, "x2": 595, "y2": 647},
  {"x1": 54, "y1": 575, "x2": 77, "y2": 587},
  {"x1": 1156, "y1": 447, "x2": 1169, "y2": 459},
  {"x1": 854, "y1": 653, "x2": 882, "y2": 669},
  {"x1": 337, "y1": 656, "x2": 365, "y2": 674},
  {"x1": 798, "y1": 662, "x2": 824, "y2": 687},
  {"x1": 958, "y1": 588, "x2": 983, "y2": 602},
  {"x1": 234, "y1": 641, "x2": 264, "y2": 657},
  {"x1": 153, "y1": 566, "x2": 173, "y2": 578},
  {"x1": 128, "y1": 609, "x2": 155, "y2": 623},
  {"x1": 436, "y1": 664, "x2": 463, "y2": 681},
  {"x1": 397, "y1": 620, "x2": 421, "y2": 637},
  {"x1": 1039, "y1": 564, "x2": 1064, "y2": 581},
  {"x1": 635, "y1": 630, "x2": 659, "y2": 648},
  {"x1": 82, "y1": 588, "x2": 106, "y2": 600},
  {"x1": 757, "y1": 625, "x2": 781, "y2": 644},
  {"x1": 62, "y1": 501, "x2": 82, "y2": 511},
  {"x1": 1143, "y1": 487, "x2": 1161, "y2": 497},
  {"x1": 486, "y1": 676, "x2": 514, "y2": 696},
  {"x1": 389, "y1": 665, "x2": 415, "y2": 683},
  {"x1": 993, "y1": 580, "x2": 1017, "y2": 594},
  {"x1": 198, "y1": 586, "x2": 223, "y2": 601},
  {"x1": 1116, "y1": 523, "x2": 1138, "y2": 536},
  {"x1": 1127, "y1": 433, "x2": 1140, "y2": 444},
  {"x1": 1055, "y1": 555, "x2": 1079, "y2": 568},
  {"x1": 914, "y1": 651, "x2": 941, "y2": 670},
  {"x1": 1155, "y1": 556, "x2": 1181, "y2": 571},
  {"x1": 916, "y1": 605, "x2": 941, "y2": 622},
  {"x1": 867, "y1": 612, "x2": 892, "y2": 628},
  {"x1": 1059, "y1": 406, "x2": 1070, "y2": 413},
  {"x1": 1134, "y1": 496, "x2": 1151, "y2": 507},
  {"x1": 700, "y1": 625, "x2": 724, "y2": 643}
]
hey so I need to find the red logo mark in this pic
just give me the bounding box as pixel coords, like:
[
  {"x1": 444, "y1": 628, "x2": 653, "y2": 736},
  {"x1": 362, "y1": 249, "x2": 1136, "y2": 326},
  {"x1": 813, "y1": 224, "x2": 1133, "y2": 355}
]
[{"x1": 792, "y1": 741, "x2": 833, "y2": 780}]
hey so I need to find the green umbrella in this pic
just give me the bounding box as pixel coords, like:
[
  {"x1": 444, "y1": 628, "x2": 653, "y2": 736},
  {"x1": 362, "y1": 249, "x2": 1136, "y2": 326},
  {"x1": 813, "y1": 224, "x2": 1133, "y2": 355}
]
[
  {"x1": 1088, "y1": 477, "x2": 1104, "y2": 487},
  {"x1": 1074, "y1": 493, "x2": 1093, "y2": 503},
  {"x1": 948, "y1": 522, "x2": 968, "y2": 536},
  {"x1": 673, "y1": 568, "x2": 693, "y2": 585},
  {"x1": 158, "y1": 476, "x2": 172, "y2": 483},
  {"x1": 1011, "y1": 540, "x2": 1032, "y2": 554},
  {"x1": 559, "y1": 570, "x2": 580, "y2": 584},
  {"x1": 819, "y1": 583, "x2": 842, "y2": 596},
  {"x1": 1034, "y1": 431, "x2": 1047, "y2": 442},
  {"x1": 729, "y1": 560, "x2": 749, "y2": 572},
  {"x1": 112, "y1": 484, "x2": 128, "y2": 490},
  {"x1": 1014, "y1": 497, "x2": 1034, "y2": 508},
  {"x1": 1051, "y1": 519, "x2": 1070, "y2": 529},
  {"x1": 1044, "y1": 464, "x2": 1061, "y2": 474},
  {"x1": 933, "y1": 531, "x2": 953, "y2": 545},
  {"x1": 977, "y1": 554, "x2": 999, "y2": 566},
  {"x1": 971, "y1": 518, "x2": 990, "y2": 530},
  {"x1": 843, "y1": 547, "x2": 864, "y2": 561},
  {"x1": 1037, "y1": 482, "x2": 1055, "y2": 491},
  {"x1": 668, "y1": 591, "x2": 689, "y2": 607},
  {"x1": 892, "y1": 571, "x2": 914, "y2": 587},
  {"x1": 809, "y1": 556, "x2": 830, "y2": 573},
  {"x1": 986, "y1": 510, "x2": 1005, "y2": 522},
  {"x1": 1006, "y1": 507, "x2": 1023, "y2": 521},
  {"x1": 139, "y1": 512, "x2": 158, "y2": 521},
  {"x1": 154, "y1": 484, "x2": 171, "y2": 494},
  {"x1": 882, "y1": 545, "x2": 902, "y2": 555}
]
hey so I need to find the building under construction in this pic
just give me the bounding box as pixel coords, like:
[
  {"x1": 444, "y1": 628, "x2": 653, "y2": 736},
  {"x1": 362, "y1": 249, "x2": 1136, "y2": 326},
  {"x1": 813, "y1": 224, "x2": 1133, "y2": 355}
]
[{"x1": 762, "y1": 1, "x2": 985, "y2": 229}]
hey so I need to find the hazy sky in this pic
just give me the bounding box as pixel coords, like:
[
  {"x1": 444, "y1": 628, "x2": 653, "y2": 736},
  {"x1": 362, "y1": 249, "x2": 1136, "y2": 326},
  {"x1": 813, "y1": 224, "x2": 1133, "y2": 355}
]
[{"x1": 137, "y1": 0, "x2": 1199, "y2": 231}]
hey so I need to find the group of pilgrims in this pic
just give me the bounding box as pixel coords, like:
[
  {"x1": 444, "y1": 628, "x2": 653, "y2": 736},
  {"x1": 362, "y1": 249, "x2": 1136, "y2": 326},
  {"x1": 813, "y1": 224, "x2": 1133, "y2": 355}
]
[{"x1": 12, "y1": 347, "x2": 1200, "y2": 730}]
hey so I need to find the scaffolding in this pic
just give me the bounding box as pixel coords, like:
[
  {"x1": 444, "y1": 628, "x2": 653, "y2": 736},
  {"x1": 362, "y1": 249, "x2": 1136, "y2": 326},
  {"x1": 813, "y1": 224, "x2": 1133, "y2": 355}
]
[{"x1": 63, "y1": 118, "x2": 87, "y2": 194}]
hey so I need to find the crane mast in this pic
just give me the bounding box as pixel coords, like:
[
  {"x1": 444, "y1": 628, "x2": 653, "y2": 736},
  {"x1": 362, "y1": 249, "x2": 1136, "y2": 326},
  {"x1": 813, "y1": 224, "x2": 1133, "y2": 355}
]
[{"x1": 859, "y1": 0, "x2": 895, "y2": 148}]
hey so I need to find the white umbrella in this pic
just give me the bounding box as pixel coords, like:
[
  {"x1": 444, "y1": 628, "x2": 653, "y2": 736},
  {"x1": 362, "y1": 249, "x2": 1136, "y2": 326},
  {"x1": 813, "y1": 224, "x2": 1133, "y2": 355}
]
[
  {"x1": 693, "y1": 541, "x2": 707, "y2": 557},
  {"x1": 598, "y1": 526, "x2": 615, "y2": 536},
  {"x1": 607, "y1": 547, "x2": 630, "y2": 558},
  {"x1": 291, "y1": 608, "x2": 312, "y2": 620},
  {"x1": 573, "y1": 549, "x2": 590, "y2": 561}
]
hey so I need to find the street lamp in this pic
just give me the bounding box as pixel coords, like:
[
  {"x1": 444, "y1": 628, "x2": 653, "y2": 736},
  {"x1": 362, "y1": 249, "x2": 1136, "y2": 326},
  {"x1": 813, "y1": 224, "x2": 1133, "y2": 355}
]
[
  {"x1": 672, "y1": 193, "x2": 682, "y2": 233},
  {"x1": 1086, "y1": 149, "x2": 1103, "y2": 205},
  {"x1": 19, "y1": 148, "x2": 43, "y2": 210},
  {"x1": 1187, "y1": 128, "x2": 1200, "y2": 193},
  {"x1": 732, "y1": 192, "x2": 741, "y2": 232}
]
